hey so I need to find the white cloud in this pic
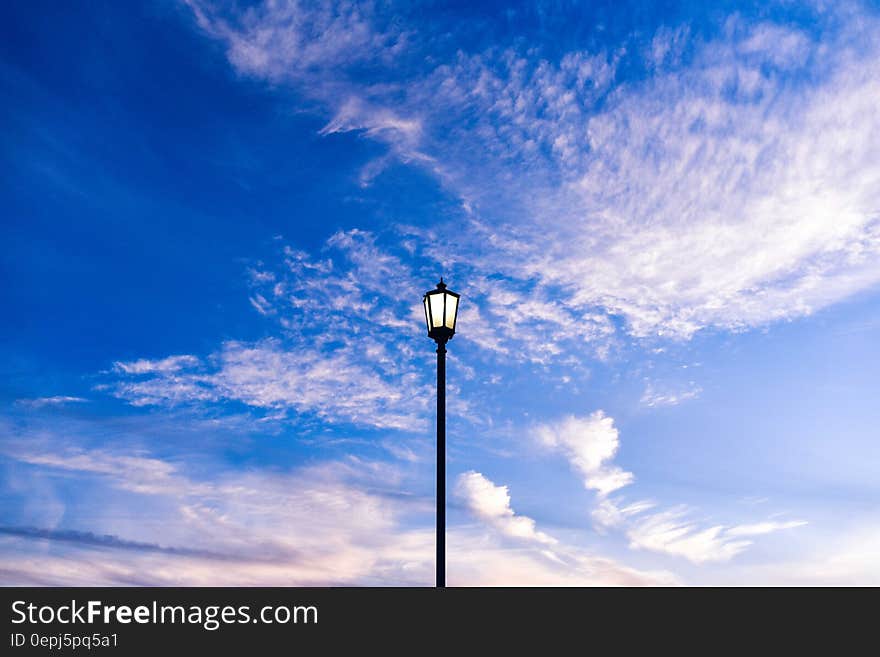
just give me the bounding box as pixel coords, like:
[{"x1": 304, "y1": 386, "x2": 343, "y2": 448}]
[
  {"x1": 110, "y1": 230, "x2": 434, "y2": 431},
  {"x1": 592, "y1": 499, "x2": 807, "y2": 565},
  {"x1": 640, "y1": 381, "x2": 703, "y2": 407},
  {"x1": 248, "y1": 293, "x2": 273, "y2": 316},
  {"x1": 113, "y1": 338, "x2": 427, "y2": 430},
  {"x1": 7, "y1": 2, "x2": 875, "y2": 587},
  {"x1": 186, "y1": 0, "x2": 407, "y2": 82},
  {"x1": 429, "y1": 15, "x2": 880, "y2": 339},
  {"x1": 452, "y1": 470, "x2": 677, "y2": 585},
  {"x1": 112, "y1": 372, "x2": 217, "y2": 408},
  {"x1": 16, "y1": 396, "x2": 87, "y2": 408},
  {"x1": 456, "y1": 272, "x2": 617, "y2": 364},
  {"x1": 113, "y1": 355, "x2": 200, "y2": 375},
  {"x1": 625, "y1": 508, "x2": 753, "y2": 564},
  {"x1": 591, "y1": 498, "x2": 655, "y2": 533},
  {"x1": 0, "y1": 526, "x2": 676, "y2": 587},
  {"x1": 630, "y1": 519, "x2": 880, "y2": 585},
  {"x1": 449, "y1": 25, "x2": 880, "y2": 339},
  {"x1": 725, "y1": 519, "x2": 808, "y2": 537},
  {"x1": 535, "y1": 412, "x2": 633, "y2": 496},
  {"x1": 537, "y1": 411, "x2": 807, "y2": 564},
  {"x1": 186, "y1": 1, "x2": 880, "y2": 344},
  {"x1": 595, "y1": 495, "x2": 809, "y2": 565},
  {"x1": 447, "y1": 527, "x2": 677, "y2": 587},
  {"x1": 3, "y1": 438, "x2": 428, "y2": 585},
  {"x1": 1, "y1": 439, "x2": 675, "y2": 586},
  {"x1": 11, "y1": 448, "x2": 192, "y2": 496},
  {"x1": 456, "y1": 471, "x2": 555, "y2": 545}
]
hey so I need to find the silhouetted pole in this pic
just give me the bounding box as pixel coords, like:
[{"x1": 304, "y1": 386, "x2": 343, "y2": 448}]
[
  {"x1": 436, "y1": 339, "x2": 447, "y2": 588},
  {"x1": 422, "y1": 278, "x2": 459, "y2": 589}
]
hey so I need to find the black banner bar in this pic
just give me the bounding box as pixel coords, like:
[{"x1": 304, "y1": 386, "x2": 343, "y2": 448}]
[{"x1": 0, "y1": 587, "x2": 870, "y2": 653}]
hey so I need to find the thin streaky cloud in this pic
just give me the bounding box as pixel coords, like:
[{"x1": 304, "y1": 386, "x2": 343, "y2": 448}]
[
  {"x1": 0, "y1": 437, "x2": 671, "y2": 586},
  {"x1": 15, "y1": 396, "x2": 88, "y2": 408},
  {"x1": 640, "y1": 381, "x2": 703, "y2": 408}
]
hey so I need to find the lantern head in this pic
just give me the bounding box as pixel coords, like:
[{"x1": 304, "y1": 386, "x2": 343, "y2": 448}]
[{"x1": 423, "y1": 279, "x2": 460, "y2": 343}]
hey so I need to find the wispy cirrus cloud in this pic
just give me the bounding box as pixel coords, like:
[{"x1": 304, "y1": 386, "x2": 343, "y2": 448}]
[
  {"x1": 725, "y1": 519, "x2": 808, "y2": 538},
  {"x1": 623, "y1": 511, "x2": 808, "y2": 564},
  {"x1": 109, "y1": 2, "x2": 880, "y2": 437},
  {"x1": 109, "y1": 229, "x2": 435, "y2": 431},
  {"x1": 640, "y1": 380, "x2": 702, "y2": 408},
  {"x1": 535, "y1": 412, "x2": 807, "y2": 564},
  {"x1": 15, "y1": 396, "x2": 87, "y2": 408},
  {"x1": 110, "y1": 226, "x2": 581, "y2": 429},
  {"x1": 11, "y1": 448, "x2": 185, "y2": 496},
  {"x1": 515, "y1": 16, "x2": 880, "y2": 339},
  {"x1": 5, "y1": 1, "x2": 878, "y2": 589},
  {"x1": 1, "y1": 433, "x2": 674, "y2": 586},
  {"x1": 435, "y1": 13, "x2": 880, "y2": 340},
  {"x1": 113, "y1": 355, "x2": 200, "y2": 375},
  {"x1": 186, "y1": 0, "x2": 880, "y2": 344},
  {"x1": 624, "y1": 507, "x2": 753, "y2": 564},
  {"x1": 112, "y1": 338, "x2": 428, "y2": 430},
  {"x1": 2, "y1": 433, "x2": 430, "y2": 584},
  {"x1": 186, "y1": 0, "x2": 409, "y2": 81}
]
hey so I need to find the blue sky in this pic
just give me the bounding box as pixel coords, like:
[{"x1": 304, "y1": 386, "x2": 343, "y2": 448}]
[{"x1": 1, "y1": 0, "x2": 879, "y2": 585}]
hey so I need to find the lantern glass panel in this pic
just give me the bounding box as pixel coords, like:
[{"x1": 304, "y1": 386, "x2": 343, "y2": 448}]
[
  {"x1": 429, "y1": 293, "x2": 445, "y2": 329},
  {"x1": 444, "y1": 295, "x2": 458, "y2": 329}
]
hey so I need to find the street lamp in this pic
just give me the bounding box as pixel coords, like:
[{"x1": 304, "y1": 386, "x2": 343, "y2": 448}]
[{"x1": 423, "y1": 278, "x2": 460, "y2": 588}]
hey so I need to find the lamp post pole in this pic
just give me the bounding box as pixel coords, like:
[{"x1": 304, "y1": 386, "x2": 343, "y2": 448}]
[
  {"x1": 422, "y1": 278, "x2": 460, "y2": 589},
  {"x1": 436, "y1": 337, "x2": 447, "y2": 588}
]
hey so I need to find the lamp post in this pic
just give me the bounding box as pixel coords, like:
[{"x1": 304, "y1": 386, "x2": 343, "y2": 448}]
[{"x1": 423, "y1": 278, "x2": 460, "y2": 588}]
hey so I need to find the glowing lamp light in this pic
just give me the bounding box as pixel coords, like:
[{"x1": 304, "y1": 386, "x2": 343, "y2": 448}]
[{"x1": 422, "y1": 278, "x2": 460, "y2": 343}]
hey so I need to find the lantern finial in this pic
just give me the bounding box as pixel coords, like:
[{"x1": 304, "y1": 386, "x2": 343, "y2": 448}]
[{"x1": 437, "y1": 278, "x2": 446, "y2": 290}]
